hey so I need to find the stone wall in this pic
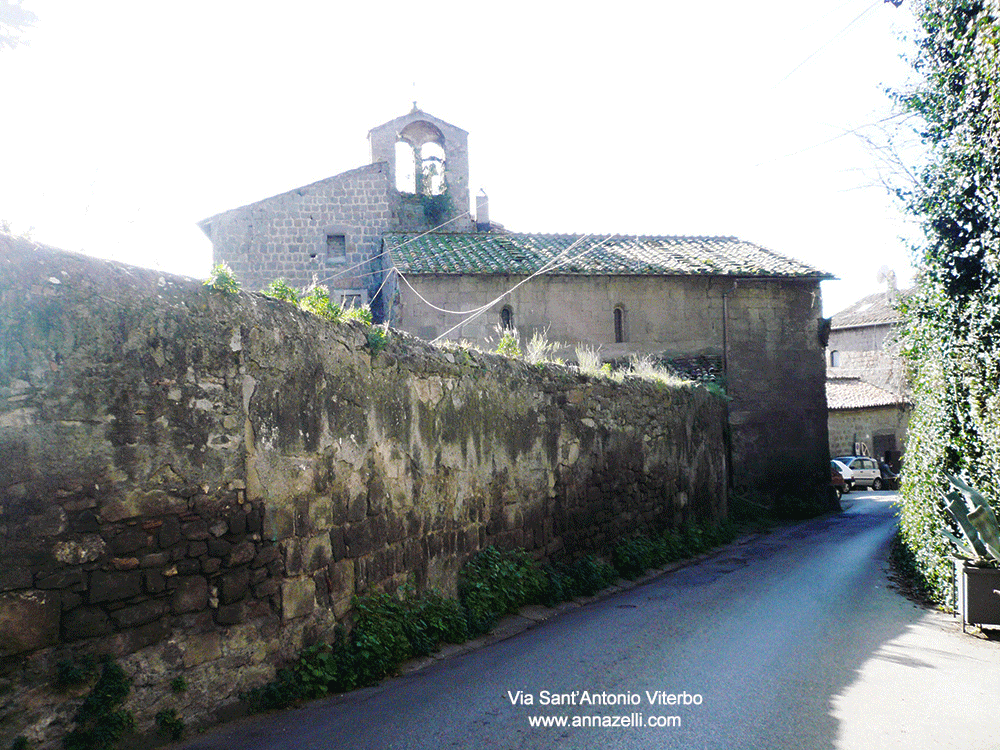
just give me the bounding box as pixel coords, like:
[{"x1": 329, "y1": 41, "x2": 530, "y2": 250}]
[
  {"x1": 394, "y1": 273, "x2": 831, "y2": 494},
  {"x1": 827, "y1": 322, "x2": 907, "y2": 394},
  {"x1": 828, "y1": 405, "x2": 911, "y2": 459},
  {"x1": 0, "y1": 237, "x2": 727, "y2": 747},
  {"x1": 201, "y1": 163, "x2": 395, "y2": 299}
]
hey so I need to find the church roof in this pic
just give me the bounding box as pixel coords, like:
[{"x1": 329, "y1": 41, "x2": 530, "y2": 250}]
[
  {"x1": 384, "y1": 232, "x2": 831, "y2": 279},
  {"x1": 826, "y1": 377, "x2": 909, "y2": 410},
  {"x1": 830, "y1": 287, "x2": 915, "y2": 329}
]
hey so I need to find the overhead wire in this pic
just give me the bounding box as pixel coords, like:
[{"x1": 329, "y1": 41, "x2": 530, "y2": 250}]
[
  {"x1": 772, "y1": 0, "x2": 882, "y2": 88},
  {"x1": 427, "y1": 233, "x2": 620, "y2": 344}
]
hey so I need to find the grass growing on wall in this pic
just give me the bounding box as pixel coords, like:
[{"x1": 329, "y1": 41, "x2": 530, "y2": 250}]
[{"x1": 243, "y1": 518, "x2": 740, "y2": 714}]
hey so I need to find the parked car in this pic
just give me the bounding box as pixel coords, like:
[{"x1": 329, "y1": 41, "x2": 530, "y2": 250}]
[
  {"x1": 833, "y1": 456, "x2": 884, "y2": 491},
  {"x1": 830, "y1": 463, "x2": 847, "y2": 501},
  {"x1": 831, "y1": 459, "x2": 853, "y2": 494}
]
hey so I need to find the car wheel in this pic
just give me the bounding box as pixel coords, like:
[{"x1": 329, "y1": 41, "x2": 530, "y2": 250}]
[
  {"x1": 873, "y1": 478, "x2": 883, "y2": 491},
  {"x1": 844, "y1": 482, "x2": 852, "y2": 494}
]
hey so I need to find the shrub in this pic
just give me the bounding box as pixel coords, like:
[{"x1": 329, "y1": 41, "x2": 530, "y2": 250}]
[
  {"x1": 343, "y1": 303, "x2": 374, "y2": 325},
  {"x1": 154, "y1": 709, "x2": 184, "y2": 742},
  {"x1": 299, "y1": 286, "x2": 342, "y2": 322},
  {"x1": 493, "y1": 328, "x2": 522, "y2": 359},
  {"x1": 524, "y1": 329, "x2": 559, "y2": 365},
  {"x1": 458, "y1": 547, "x2": 545, "y2": 635},
  {"x1": 203, "y1": 263, "x2": 240, "y2": 295},
  {"x1": 62, "y1": 659, "x2": 134, "y2": 750},
  {"x1": 263, "y1": 278, "x2": 300, "y2": 304}
]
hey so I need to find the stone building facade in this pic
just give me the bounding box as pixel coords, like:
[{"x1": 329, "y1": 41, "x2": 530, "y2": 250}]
[
  {"x1": 825, "y1": 285, "x2": 912, "y2": 463},
  {"x1": 201, "y1": 106, "x2": 833, "y2": 496}
]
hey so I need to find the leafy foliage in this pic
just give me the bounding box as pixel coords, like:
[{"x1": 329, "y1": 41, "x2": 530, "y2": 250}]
[
  {"x1": 62, "y1": 659, "x2": 134, "y2": 750},
  {"x1": 299, "y1": 286, "x2": 343, "y2": 322},
  {"x1": 343, "y1": 303, "x2": 374, "y2": 325},
  {"x1": 244, "y1": 520, "x2": 739, "y2": 714},
  {"x1": 895, "y1": 0, "x2": 1000, "y2": 602},
  {"x1": 459, "y1": 547, "x2": 546, "y2": 635},
  {"x1": 494, "y1": 329, "x2": 522, "y2": 359},
  {"x1": 154, "y1": 709, "x2": 184, "y2": 742},
  {"x1": 262, "y1": 278, "x2": 301, "y2": 304},
  {"x1": 203, "y1": 263, "x2": 241, "y2": 295},
  {"x1": 55, "y1": 656, "x2": 97, "y2": 689},
  {"x1": 366, "y1": 324, "x2": 389, "y2": 355}
]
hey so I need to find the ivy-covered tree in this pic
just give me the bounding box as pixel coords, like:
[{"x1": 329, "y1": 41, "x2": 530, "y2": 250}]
[{"x1": 896, "y1": 0, "x2": 1000, "y2": 601}]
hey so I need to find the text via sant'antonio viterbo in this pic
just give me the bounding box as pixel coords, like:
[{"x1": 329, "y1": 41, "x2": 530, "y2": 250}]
[
  {"x1": 508, "y1": 690, "x2": 704, "y2": 730},
  {"x1": 507, "y1": 690, "x2": 703, "y2": 707}
]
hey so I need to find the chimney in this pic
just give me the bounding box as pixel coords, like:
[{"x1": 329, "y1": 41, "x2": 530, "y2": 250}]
[{"x1": 476, "y1": 191, "x2": 490, "y2": 232}]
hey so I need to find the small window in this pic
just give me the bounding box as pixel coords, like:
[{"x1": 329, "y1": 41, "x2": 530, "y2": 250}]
[
  {"x1": 830, "y1": 350, "x2": 840, "y2": 367},
  {"x1": 614, "y1": 306, "x2": 627, "y2": 343},
  {"x1": 500, "y1": 305, "x2": 514, "y2": 330},
  {"x1": 327, "y1": 234, "x2": 347, "y2": 260}
]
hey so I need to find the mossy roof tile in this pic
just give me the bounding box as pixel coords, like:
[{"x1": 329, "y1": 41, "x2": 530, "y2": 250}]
[{"x1": 384, "y1": 232, "x2": 831, "y2": 278}]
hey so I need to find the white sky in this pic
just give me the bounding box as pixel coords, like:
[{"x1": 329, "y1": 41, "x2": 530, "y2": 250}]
[{"x1": 1, "y1": 0, "x2": 922, "y2": 316}]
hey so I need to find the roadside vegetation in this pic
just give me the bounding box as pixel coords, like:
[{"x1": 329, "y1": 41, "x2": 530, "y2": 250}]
[
  {"x1": 243, "y1": 519, "x2": 740, "y2": 714},
  {"x1": 893, "y1": 0, "x2": 1000, "y2": 604}
]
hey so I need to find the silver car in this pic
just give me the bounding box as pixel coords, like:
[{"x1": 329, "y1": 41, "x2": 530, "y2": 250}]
[{"x1": 834, "y1": 456, "x2": 884, "y2": 491}]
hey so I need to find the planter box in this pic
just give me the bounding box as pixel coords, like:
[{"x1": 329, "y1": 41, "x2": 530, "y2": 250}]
[{"x1": 956, "y1": 561, "x2": 1000, "y2": 631}]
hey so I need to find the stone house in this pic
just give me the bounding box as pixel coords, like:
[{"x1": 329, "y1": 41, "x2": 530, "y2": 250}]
[
  {"x1": 200, "y1": 107, "x2": 833, "y2": 496},
  {"x1": 825, "y1": 284, "x2": 913, "y2": 465}
]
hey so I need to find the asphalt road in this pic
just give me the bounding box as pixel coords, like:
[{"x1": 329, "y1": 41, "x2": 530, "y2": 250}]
[{"x1": 182, "y1": 492, "x2": 1000, "y2": 750}]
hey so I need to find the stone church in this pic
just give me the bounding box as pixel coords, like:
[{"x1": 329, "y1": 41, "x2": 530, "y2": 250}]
[{"x1": 199, "y1": 107, "x2": 832, "y2": 496}]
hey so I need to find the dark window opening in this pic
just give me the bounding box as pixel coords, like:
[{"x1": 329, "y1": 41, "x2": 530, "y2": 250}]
[
  {"x1": 327, "y1": 234, "x2": 347, "y2": 260},
  {"x1": 500, "y1": 306, "x2": 514, "y2": 330},
  {"x1": 830, "y1": 350, "x2": 840, "y2": 367},
  {"x1": 614, "y1": 306, "x2": 626, "y2": 343}
]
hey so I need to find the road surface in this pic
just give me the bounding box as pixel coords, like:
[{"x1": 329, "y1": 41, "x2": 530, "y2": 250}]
[{"x1": 182, "y1": 492, "x2": 1000, "y2": 750}]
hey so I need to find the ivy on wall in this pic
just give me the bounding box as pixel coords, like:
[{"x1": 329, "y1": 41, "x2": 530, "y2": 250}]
[{"x1": 895, "y1": 0, "x2": 1000, "y2": 601}]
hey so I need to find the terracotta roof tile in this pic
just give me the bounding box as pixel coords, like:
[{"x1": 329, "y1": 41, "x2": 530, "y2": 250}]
[
  {"x1": 830, "y1": 287, "x2": 915, "y2": 329},
  {"x1": 385, "y1": 233, "x2": 831, "y2": 278},
  {"x1": 826, "y1": 377, "x2": 909, "y2": 410}
]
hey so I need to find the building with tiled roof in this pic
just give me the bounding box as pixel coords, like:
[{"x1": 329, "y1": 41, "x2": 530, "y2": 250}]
[
  {"x1": 200, "y1": 107, "x2": 833, "y2": 497},
  {"x1": 825, "y1": 284, "x2": 912, "y2": 466}
]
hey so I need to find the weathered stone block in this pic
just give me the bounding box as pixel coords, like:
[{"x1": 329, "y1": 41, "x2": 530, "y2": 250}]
[
  {"x1": 281, "y1": 578, "x2": 315, "y2": 620},
  {"x1": 227, "y1": 541, "x2": 256, "y2": 567},
  {"x1": 89, "y1": 570, "x2": 143, "y2": 603},
  {"x1": 219, "y1": 569, "x2": 250, "y2": 604},
  {"x1": 53, "y1": 535, "x2": 106, "y2": 564},
  {"x1": 171, "y1": 575, "x2": 208, "y2": 614},
  {"x1": 62, "y1": 605, "x2": 113, "y2": 640},
  {"x1": 0, "y1": 591, "x2": 60, "y2": 655},
  {"x1": 141, "y1": 552, "x2": 170, "y2": 568},
  {"x1": 34, "y1": 569, "x2": 84, "y2": 590},
  {"x1": 182, "y1": 631, "x2": 222, "y2": 667},
  {"x1": 158, "y1": 516, "x2": 182, "y2": 547},
  {"x1": 109, "y1": 599, "x2": 167, "y2": 628},
  {"x1": 344, "y1": 521, "x2": 374, "y2": 557},
  {"x1": 111, "y1": 527, "x2": 153, "y2": 555},
  {"x1": 251, "y1": 545, "x2": 280, "y2": 569}
]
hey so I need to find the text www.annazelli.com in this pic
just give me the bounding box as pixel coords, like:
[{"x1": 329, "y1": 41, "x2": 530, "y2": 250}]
[{"x1": 527, "y1": 713, "x2": 681, "y2": 728}]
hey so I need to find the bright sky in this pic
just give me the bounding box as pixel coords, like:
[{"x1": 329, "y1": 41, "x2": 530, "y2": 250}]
[{"x1": 1, "y1": 0, "x2": 921, "y2": 316}]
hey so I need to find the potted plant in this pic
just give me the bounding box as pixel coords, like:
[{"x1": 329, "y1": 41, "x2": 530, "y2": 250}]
[{"x1": 939, "y1": 473, "x2": 1000, "y2": 631}]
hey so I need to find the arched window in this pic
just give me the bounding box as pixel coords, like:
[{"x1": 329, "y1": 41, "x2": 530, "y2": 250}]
[
  {"x1": 395, "y1": 120, "x2": 447, "y2": 196},
  {"x1": 500, "y1": 305, "x2": 514, "y2": 330},
  {"x1": 614, "y1": 306, "x2": 627, "y2": 343},
  {"x1": 830, "y1": 350, "x2": 840, "y2": 367},
  {"x1": 395, "y1": 141, "x2": 417, "y2": 193},
  {"x1": 419, "y1": 142, "x2": 447, "y2": 195}
]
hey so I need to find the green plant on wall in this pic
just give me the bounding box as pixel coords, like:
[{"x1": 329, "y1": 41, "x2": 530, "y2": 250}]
[
  {"x1": 203, "y1": 263, "x2": 241, "y2": 295},
  {"x1": 154, "y1": 709, "x2": 184, "y2": 742},
  {"x1": 62, "y1": 659, "x2": 134, "y2": 750},
  {"x1": 299, "y1": 286, "x2": 343, "y2": 322},
  {"x1": 262, "y1": 278, "x2": 301, "y2": 304},
  {"x1": 420, "y1": 190, "x2": 453, "y2": 226}
]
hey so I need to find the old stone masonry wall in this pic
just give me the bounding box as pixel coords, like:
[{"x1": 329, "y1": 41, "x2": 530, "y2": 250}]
[{"x1": 0, "y1": 237, "x2": 728, "y2": 747}]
